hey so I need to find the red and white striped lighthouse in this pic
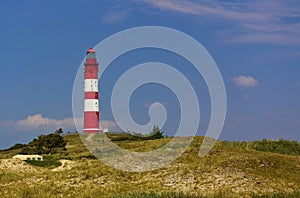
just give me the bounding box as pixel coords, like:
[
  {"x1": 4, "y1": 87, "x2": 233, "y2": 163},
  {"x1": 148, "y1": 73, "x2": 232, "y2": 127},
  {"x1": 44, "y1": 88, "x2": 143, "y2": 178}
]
[{"x1": 83, "y1": 48, "x2": 100, "y2": 133}]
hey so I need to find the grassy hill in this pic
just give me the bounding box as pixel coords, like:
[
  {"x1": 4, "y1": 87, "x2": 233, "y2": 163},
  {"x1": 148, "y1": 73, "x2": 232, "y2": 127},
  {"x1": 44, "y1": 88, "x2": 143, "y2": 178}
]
[{"x1": 0, "y1": 133, "x2": 299, "y2": 198}]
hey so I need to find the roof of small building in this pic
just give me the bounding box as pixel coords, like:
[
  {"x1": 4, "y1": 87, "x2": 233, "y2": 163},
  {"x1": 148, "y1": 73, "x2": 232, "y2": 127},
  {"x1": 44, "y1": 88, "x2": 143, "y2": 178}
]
[{"x1": 13, "y1": 154, "x2": 43, "y2": 158}]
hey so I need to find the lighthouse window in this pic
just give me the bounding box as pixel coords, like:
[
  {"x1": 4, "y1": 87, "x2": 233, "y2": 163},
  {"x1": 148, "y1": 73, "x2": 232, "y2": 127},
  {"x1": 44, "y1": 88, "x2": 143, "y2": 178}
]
[{"x1": 88, "y1": 53, "x2": 95, "y2": 59}]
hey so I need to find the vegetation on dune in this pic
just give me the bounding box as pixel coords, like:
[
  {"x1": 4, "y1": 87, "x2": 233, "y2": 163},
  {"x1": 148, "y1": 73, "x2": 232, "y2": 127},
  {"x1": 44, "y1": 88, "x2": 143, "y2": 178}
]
[
  {"x1": 25, "y1": 155, "x2": 62, "y2": 168},
  {"x1": 107, "y1": 125, "x2": 165, "y2": 141},
  {"x1": 251, "y1": 191, "x2": 300, "y2": 198},
  {"x1": 249, "y1": 139, "x2": 300, "y2": 155},
  {"x1": 19, "y1": 128, "x2": 66, "y2": 155},
  {"x1": 229, "y1": 138, "x2": 300, "y2": 156},
  {"x1": 114, "y1": 191, "x2": 300, "y2": 198},
  {"x1": 0, "y1": 130, "x2": 300, "y2": 198},
  {"x1": 3, "y1": 143, "x2": 27, "y2": 151}
]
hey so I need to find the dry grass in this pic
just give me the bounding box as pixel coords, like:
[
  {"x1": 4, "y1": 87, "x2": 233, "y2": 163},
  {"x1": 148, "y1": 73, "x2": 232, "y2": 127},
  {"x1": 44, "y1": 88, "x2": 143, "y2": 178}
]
[{"x1": 0, "y1": 134, "x2": 299, "y2": 197}]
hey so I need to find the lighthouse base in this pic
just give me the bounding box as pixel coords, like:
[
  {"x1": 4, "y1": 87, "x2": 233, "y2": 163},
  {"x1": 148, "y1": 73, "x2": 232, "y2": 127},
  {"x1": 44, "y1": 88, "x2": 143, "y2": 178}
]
[
  {"x1": 83, "y1": 128, "x2": 101, "y2": 133},
  {"x1": 83, "y1": 111, "x2": 100, "y2": 133}
]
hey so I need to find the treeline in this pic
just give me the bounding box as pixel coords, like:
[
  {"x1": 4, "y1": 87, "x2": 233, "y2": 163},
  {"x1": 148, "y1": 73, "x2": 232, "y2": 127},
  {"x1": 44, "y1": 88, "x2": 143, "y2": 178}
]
[
  {"x1": 107, "y1": 126, "x2": 165, "y2": 141},
  {"x1": 6, "y1": 128, "x2": 66, "y2": 155},
  {"x1": 232, "y1": 138, "x2": 300, "y2": 156},
  {"x1": 250, "y1": 138, "x2": 300, "y2": 155}
]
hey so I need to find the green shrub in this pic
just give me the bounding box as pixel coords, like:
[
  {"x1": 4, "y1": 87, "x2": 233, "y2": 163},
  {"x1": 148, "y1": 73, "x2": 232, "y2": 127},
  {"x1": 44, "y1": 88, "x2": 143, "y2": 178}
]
[
  {"x1": 108, "y1": 126, "x2": 164, "y2": 141},
  {"x1": 111, "y1": 191, "x2": 204, "y2": 198},
  {"x1": 250, "y1": 139, "x2": 300, "y2": 155},
  {"x1": 20, "y1": 128, "x2": 66, "y2": 155},
  {"x1": 25, "y1": 155, "x2": 61, "y2": 168},
  {"x1": 4, "y1": 143, "x2": 26, "y2": 151},
  {"x1": 252, "y1": 191, "x2": 300, "y2": 198}
]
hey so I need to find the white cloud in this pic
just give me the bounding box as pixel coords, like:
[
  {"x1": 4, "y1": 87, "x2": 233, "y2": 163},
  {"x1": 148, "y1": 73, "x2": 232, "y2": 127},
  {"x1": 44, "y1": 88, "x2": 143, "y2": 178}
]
[
  {"x1": 138, "y1": 0, "x2": 300, "y2": 44},
  {"x1": 233, "y1": 75, "x2": 259, "y2": 87},
  {"x1": 142, "y1": 0, "x2": 263, "y2": 21},
  {"x1": 101, "y1": 120, "x2": 119, "y2": 130},
  {"x1": 0, "y1": 114, "x2": 119, "y2": 132},
  {"x1": 102, "y1": 11, "x2": 128, "y2": 24},
  {"x1": 16, "y1": 114, "x2": 74, "y2": 129}
]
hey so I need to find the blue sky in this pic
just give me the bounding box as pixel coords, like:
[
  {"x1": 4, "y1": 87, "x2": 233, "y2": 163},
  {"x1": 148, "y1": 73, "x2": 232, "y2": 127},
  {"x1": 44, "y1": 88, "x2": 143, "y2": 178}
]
[{"x1": 0, "y1": 0, "x2": 299, "y2": 149}]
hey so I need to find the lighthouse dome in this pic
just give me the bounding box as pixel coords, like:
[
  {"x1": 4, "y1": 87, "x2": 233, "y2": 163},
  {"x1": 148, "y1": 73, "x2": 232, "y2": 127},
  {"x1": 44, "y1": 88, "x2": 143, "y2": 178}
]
[{"x1": 87, "y1": 48, "x2": 95, "y2": 53}]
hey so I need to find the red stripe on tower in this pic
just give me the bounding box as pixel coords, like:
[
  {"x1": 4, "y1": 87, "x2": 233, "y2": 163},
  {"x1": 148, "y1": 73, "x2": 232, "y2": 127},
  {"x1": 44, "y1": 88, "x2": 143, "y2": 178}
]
[{"x1": 83, "y1": 48, "x2": 100, "y2": 133}]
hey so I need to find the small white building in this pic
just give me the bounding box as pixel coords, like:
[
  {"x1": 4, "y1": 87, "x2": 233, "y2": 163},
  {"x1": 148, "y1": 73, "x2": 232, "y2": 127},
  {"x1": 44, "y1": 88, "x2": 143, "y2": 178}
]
[
  {"x1": 13, "y1": 154, "x2": 43, "y2": 161},
  {"x1": 103, "y1": 128, "x2": 109, "y2": 133}
]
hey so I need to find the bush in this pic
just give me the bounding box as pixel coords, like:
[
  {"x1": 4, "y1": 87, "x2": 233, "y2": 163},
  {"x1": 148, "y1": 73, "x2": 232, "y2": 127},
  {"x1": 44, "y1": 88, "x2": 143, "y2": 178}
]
[
  {"x1": 149, "y1": 126, "x2": 164, "y2": 139},
  {"x1": 4, "y1": 143, "x2": 26, "y2": 151},
  {"x1": 20, "y1": 128, "x2": 66, "y2": 155},
  {"x1": 25, "y1": 155, "x2": 62, "y2": 168},
  {"x1": 107, "y1": 126, "x2": 164, "y2": 141},
  {"x1": 112, "y1": 191, "x2": 203, "y2": 198},
  {"x1": 250, "y1": 139, "x2": 300, "y2": 155}
]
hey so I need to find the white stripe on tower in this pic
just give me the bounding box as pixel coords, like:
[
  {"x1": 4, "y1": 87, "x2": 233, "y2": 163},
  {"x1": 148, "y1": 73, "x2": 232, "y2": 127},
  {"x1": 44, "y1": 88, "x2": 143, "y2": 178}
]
[
  {"x1": 84, "y1": 99, "x2": 99, "y2": 111},
  {"x1": 84, "y1": 79, "x2": 98, "y2": 92}
]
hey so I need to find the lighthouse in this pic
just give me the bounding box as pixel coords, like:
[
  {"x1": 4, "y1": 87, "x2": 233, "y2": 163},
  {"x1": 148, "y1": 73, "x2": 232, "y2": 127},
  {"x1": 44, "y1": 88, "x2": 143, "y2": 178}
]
[{"x1": 83, "y1": 48, "x2": 100, "y2": 133}]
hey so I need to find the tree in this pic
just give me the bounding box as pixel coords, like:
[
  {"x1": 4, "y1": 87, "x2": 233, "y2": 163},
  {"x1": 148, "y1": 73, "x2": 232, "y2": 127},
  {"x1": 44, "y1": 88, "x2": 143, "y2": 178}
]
[
  {"x1": 150, "y1": 126, "x2": 164, "y2": 139},
  {"x1": 20, "y1": 128, "x2": 66, "y2": 154},
  {"x1": 55, "y1": 128, "x2": 63, "y2": 135},
  {"x1": 5, "y1": 143, "x2": 26, "y2": 151}
]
